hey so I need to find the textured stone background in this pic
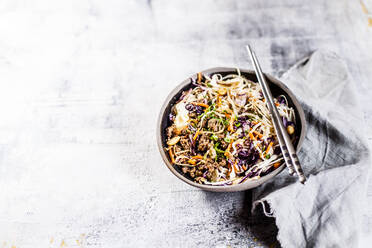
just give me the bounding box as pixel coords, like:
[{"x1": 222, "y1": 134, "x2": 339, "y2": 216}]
[{"x1": 0, "y1": 0, "x2": 371, "y2": 247}]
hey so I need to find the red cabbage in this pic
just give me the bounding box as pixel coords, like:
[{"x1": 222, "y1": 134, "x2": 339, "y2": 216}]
[
  {"x1": 277, "y1": 96, "x2": 286, "y2": 104},
  {"x1": 282, "y1": 116, "x2": 288, "y2": 127}
]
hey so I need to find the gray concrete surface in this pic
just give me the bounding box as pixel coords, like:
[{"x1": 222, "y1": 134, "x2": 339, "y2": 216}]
[{"x1": 0, "y1": 0, "x2": 371, "y2": 247}]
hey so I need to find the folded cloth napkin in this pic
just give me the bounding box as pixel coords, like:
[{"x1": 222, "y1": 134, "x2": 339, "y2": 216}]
[{"x1": 251, "y1": 50, "x2": 371, "y2": 248}]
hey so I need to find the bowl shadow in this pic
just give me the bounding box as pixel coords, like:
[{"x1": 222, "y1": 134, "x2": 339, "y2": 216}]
[{"x1": 203, "y1": 190, "x2": 281, "y2": 247}]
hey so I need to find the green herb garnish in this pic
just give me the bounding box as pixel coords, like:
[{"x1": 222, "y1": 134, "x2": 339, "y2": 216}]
[
  {"x1": 214, "y1": 143, "x2": 225, "y2": 154},
  {"x1": 210, "y1": 134, "x2": 219, "y2": 142},
  {"x1": 222, "y1": 118, "x2": 229, "y2": 126}
]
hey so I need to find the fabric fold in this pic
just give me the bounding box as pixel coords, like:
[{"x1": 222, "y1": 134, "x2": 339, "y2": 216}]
[{"x1": 252, "y1": 50, "x2": 370, "y2": 248}]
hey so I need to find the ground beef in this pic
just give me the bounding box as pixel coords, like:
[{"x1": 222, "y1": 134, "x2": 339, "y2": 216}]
[
  {"x1": 166, "y1": 126, "x2": 175, "y2": 139},
  {"x1": 171, "y1": 105, "x2": 177, "y2": 115},
  {"x1": 220, "y1": 140, "x2": 228, "y2": 149},
  {"x1": 189, "y1": 167, "x2": 196, "y2": 178},
  {"x1": 174, "y1": 144, "x2": 182, "y2": 153},
  {"x1": 180, "y1": 129, "x2": 188, "y2": 135},
  {"x1": 200, "y1": 118, "x2": 208, "y2": 129},
  {"x1": 180, "y1": 136, "x2": 191, "y2": 150},
  {"x1": 195, "y1": 176, "x2": 205, "y2": 183},
  {"x1": 183, "y1": 165, "x2": 203, "y2": 179},
  {"x1": 205, "y1": 160, "x2": 216, "y2": 172},
  {"x1": 207, "y1": 118, "x2": 219, "y2": 132},
  {"x1": 188, "y1": 112, "x2": 197, "y2": 118},
  {"x1": 195, "y1": 163, "x2": 205, "y2": 172},
  {"x1": 218, "y1": 158, "x2": 227, "y2": 167},
  {"x1": 197, "y1": 133, "x2": 210, "y2": 152},
  {"x1": 215, "y1": 134, "x2": 228, "y2": 149},
  {"x1": 212, "y1": 161, "x2": 220, "y2": 169},
  {"x1": 205, "y1": 172, "x2": 212, "y2": 180},
  {"x1": 178, "y1": 157, "x2": 188, "y2": 164},
  {"x1": 181, "y1": 167, "x2": 188, "y2": 174},
  {"x1": 244, "y1": 139, "x2": 251, "y2": 147}
]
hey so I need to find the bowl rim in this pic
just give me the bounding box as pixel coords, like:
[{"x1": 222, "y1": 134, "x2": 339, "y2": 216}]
[{"x1": 156, "y1": 67, "x2": 307, "y2": 192}]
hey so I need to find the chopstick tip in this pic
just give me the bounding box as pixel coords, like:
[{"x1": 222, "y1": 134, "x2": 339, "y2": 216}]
[{"x1": 300, "y1": 176, "x2": 307, "y2": 184}]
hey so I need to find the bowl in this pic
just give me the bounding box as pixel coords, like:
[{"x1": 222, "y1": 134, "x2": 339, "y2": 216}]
[{"x1": 157, "y1": 67, "x2": 306, "y2": 192}]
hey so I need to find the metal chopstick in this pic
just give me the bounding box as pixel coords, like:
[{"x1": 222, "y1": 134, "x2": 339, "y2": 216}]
[{"x1": 245, "y1": 45, "x2": 306, "y2": 184}]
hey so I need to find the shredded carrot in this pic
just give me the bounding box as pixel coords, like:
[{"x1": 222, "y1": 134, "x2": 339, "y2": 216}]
[
  {"x1": 251, "y1": 121, "x2": 258, "y2": 125},
  {"x1": 192, "y1": 155, "x2": 203, "y2": 160},
  {"x1": 217, "y1": 87, "x2": 227, "y2": 96},
  {"x1": 233, "y1": 160, "x2": 238, "y2": 173},
  {"x1": 273, "y1": 162, "x2": 281, "y2": 168},
  {"x1": 193, "y1": 129, "x2": 200, "y2": 141},
  {"x1": 188, "y1": 119, "x2": 197, "y2": 124},
  {"x1": 192, "y1": 102, "x2": 209, "y2": 108},
  {"x1": 249, "y1": 133, "x2": 263, "y2": 158},
  {"x1": 253, "y1": 131, "x2": 263, "y2": 138},
  {"x1": 242, "y1": 165, "x2": 247, "y2": 171},
  {"x1": 227, "y1": 122, "x2": 233, "y2": 132},
  {"x1": 168, "y1": 148, "x2": 175, "y2": 164},
  {"x1": 227, "y1": 143, "x2": 232, "y2": 151},
  {"x1": 275, "y1": 102, "x2": 279, "y2": 106},
  {"x1": 224, "y1": 140, "x2": 234, "y2": 156},
  {"x1": 188, "y1": 159, "x2": 196, "y2": 165},
  {"x1": 224, "y1": 113, "x2": 231, "y2": 118},
  {"x1": 265, "y1": 142, "x2": 274, "y2": 154},
  {"x1": 197, "y1": 72, "x2": 202, "y2": 83},
  {"x1": 217, "y1": 96, "x2": 221, "y2": 107},
  {"x1": 227, "y1": 114, "x2": 235, "y2": 132}
]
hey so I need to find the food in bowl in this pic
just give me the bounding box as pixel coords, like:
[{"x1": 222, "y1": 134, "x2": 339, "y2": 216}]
[{"x1": 164, "y1": 70, "x2": 296, "y2": 185}]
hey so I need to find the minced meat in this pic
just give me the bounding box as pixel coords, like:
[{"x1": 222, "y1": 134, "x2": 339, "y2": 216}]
[
  {"x1": 208, "y1": 119, "x2": 220, "y2": 132},
  {"x1": 218, "y1": 158, "x2": 227, "y2": 167},
  {"x1": 180, "y1": 136, "x2": 191, "y2": 150},
  {"x1": 197, "y1": 133, "x2": 210, "y2": 151},
  {"x1": 166, "y1": 125, "x2": 175, "y2": 139}
]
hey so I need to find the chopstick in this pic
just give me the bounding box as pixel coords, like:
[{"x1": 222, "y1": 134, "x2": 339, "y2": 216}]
[{"x1": 245, "y1": 45, "x2": 307, "y2": 184}]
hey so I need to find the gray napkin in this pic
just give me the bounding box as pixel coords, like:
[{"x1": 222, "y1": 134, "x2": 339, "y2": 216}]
[{"x1": 251, "y1": 51, "x2": 371, "y2": 248}]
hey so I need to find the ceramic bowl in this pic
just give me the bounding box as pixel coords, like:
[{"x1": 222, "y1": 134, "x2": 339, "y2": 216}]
[{"x1": 157, "y1": 67, "x2": 306, "y2": 192}]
